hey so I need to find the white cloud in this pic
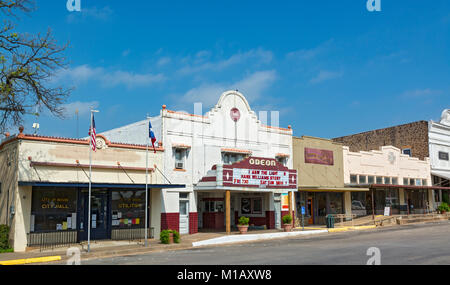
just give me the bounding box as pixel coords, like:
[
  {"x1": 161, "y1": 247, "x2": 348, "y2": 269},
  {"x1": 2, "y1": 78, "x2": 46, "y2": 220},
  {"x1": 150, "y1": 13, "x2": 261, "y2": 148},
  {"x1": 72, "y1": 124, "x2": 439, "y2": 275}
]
[
  {"x1": 178, "y1": 48, "x2": 273, "y2": 75},
  {"x1": 401, "y1": 89, "x2": 441, "y2": 98},
  {"x1": 62, "y1": 101, "x2": 100, "y2": 117},
  {"x1": 54, "y1": 65, "x2": 166, "y2": 89},
  {"x1": 178, "y1": 70, "x2": 277, "y2": 107},
  {"x1": 67, "y1": 6, "x2": 114, "y2": 23},
  {"x1": 157, "y1": 57, "x2": 171, "y2": 66},
  {"x1": 122, "y1": 49, "x2": 131, "y2": 57},
  {"x1": 286, "y1": 39, "x2": 334, "y2": 61},
  {"x1": 309, "y1": 70, "x2": 343, "y2": 84},
  {"x1": 101, "y1": 71, "x2": 166, "y2": 88}
]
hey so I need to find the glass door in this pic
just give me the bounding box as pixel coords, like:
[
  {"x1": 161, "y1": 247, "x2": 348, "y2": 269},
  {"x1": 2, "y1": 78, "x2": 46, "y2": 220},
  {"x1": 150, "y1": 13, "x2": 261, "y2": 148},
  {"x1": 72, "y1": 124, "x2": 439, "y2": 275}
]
[{"x1": 80, "y1": 191, "x2": 110, "y2": 240}]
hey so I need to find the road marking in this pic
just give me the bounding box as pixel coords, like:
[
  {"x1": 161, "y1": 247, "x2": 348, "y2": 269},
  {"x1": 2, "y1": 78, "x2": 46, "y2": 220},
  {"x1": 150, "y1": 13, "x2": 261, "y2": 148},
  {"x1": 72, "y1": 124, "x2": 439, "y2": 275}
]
[{"x1": 0, "y1": 256, "x2": 62, "y2": 265}]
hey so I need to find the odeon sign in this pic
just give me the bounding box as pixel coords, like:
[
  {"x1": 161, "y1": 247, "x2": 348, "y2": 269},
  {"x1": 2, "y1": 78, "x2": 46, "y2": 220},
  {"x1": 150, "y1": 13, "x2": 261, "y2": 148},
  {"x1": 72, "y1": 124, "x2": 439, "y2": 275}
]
[{"x1": 248, "y1": 158, "x2": 277, "y2": 167}]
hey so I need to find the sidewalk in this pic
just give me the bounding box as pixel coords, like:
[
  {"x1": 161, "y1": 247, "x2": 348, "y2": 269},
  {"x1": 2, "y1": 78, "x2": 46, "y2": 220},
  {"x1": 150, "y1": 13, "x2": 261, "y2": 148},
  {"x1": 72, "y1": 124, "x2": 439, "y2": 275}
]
[
  {"x1": 5, "y1": 218, "x2": 442, "y2": 265},
  {"x1": 0, "y1": 226, "x2": 380, "y2": 265},
  {"x1": 0, "y1": 232, "x2": 224, "y2": 265}
]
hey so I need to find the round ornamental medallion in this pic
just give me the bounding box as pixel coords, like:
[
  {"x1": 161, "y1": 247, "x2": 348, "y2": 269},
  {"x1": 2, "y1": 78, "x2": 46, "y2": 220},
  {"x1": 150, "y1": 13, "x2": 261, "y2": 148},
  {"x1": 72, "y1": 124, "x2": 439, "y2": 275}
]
[
  {"x1": 230, "y1": 108, "x2": 241, "y2": 122},
  {"x1": 96, "y1": 137, "x2": 106, "y2": 150}
]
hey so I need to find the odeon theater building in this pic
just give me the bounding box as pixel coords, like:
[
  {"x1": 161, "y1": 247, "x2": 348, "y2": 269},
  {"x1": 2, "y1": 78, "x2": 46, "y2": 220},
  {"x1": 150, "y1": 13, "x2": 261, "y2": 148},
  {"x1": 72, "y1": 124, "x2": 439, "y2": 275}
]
[{"x1": 103, "y1": 90, "x2": 298, "y2": 234}]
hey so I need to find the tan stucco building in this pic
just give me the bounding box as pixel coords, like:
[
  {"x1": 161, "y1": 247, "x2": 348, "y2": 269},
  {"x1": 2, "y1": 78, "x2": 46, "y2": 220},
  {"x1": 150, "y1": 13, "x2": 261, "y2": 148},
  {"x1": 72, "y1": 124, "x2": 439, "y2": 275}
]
[
  {"x1": 292, "y1": 136, "x2": 367, "y2": 225},
  {"x1": 0, "y1": 127, "x2": 183, "y2": 252}
]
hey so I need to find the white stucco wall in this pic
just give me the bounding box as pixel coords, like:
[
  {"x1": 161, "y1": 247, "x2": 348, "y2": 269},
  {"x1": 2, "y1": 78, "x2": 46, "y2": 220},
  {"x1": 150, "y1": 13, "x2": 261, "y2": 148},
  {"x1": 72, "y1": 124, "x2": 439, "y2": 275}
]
[
  {"x1": 102, "y1": 91, "x2": 294, "y2": 215},
  {"x1": 343, "y1": 145, "x2": 432, "y2": 185},
  {"x1": 429, "y1": 110, "x2": 450, "y2": 177},
  {"x1": 18, "y1": 139, "x2": 164, "y2": 185}
]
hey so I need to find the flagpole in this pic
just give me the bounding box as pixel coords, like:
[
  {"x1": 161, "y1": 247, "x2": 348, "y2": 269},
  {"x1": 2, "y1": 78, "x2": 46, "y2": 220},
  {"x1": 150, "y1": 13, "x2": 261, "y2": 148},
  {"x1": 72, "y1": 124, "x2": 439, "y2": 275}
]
[
  {"x1": 88, "y1": 110, "x2": 93, "y2": 253},
  {"x1": 145, "y1": 116, "x2": 149, "y2": 247},
  {"x1": 88, "y1": 109, "x2": 99, "y2": 253}
]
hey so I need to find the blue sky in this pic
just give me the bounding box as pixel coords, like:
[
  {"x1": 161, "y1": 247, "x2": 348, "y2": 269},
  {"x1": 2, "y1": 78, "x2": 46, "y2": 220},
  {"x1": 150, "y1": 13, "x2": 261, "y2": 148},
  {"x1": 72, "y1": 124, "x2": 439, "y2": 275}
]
[{"x1": 13, "y1": 0, "x2": 450, "y2": 139}]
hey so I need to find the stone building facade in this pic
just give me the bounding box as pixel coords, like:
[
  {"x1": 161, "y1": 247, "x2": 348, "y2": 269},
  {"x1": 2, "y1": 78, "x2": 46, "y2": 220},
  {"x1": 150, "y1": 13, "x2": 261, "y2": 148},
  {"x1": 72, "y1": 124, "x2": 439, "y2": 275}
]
[{"x1": 333, "y1": 121, "x2": 429, "y2": 160}]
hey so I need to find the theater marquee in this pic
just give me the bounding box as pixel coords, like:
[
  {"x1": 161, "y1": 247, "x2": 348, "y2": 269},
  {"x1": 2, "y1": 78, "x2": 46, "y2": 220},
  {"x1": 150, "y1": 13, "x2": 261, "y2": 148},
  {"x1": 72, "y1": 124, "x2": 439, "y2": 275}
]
[{"x1": 222, "y1": 157, "x2": 297, "y2": 189}]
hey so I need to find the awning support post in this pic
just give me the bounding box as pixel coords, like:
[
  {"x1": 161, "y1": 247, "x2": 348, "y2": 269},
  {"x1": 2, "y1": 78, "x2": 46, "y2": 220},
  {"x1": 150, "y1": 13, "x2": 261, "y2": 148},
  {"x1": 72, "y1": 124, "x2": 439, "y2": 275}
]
[{"x1": 226, "y1": 190, "x2": 231, "y2": 235}]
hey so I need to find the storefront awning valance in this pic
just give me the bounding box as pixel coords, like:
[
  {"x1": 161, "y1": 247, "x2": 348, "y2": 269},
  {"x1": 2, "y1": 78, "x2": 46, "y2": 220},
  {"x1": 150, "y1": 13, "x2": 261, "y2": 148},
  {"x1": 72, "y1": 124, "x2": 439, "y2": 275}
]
[
  {"x1": 348, "y1": 183, "x2": 450, "y2": 191},
  {"x1": 19, "y1": 181, "x2": 185, "y2": 189},
  {"x1": 431, "y1": 170, "x2": 450, "y2": 181},
  {"x1": 298, "y1": 186, "x2": 369, "y2": 192}
]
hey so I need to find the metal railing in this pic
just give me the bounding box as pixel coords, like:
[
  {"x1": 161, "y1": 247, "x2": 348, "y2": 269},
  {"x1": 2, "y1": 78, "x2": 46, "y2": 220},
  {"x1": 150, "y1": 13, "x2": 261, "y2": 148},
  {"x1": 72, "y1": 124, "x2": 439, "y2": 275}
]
[
  {"x1": 27, "y1": 230, "x2": 78, "y2": 252},
  {"x1": 111, "y1": 227, "x2": 154, "y2": 243},
  {"x1": 331, "y1": 214, "x2": 357, "y2": 227}
]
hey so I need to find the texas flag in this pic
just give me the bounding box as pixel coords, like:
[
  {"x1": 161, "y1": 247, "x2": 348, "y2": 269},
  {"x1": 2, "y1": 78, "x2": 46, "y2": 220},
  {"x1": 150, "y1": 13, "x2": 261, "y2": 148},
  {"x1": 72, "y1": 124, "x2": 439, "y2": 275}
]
[{"x1": 149, "y1": 121, "x2": 157, "y2": 153}]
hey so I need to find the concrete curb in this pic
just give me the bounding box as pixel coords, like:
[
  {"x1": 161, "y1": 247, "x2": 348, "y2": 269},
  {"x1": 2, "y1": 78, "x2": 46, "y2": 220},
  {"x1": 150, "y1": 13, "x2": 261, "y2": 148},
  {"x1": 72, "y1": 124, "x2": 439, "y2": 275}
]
[
  {"x1": 0, "y1": 256, "x2": 62, "y2": 265},
  {"x1": 192, "y1": 230, "x2": 329, "y2": 247}
]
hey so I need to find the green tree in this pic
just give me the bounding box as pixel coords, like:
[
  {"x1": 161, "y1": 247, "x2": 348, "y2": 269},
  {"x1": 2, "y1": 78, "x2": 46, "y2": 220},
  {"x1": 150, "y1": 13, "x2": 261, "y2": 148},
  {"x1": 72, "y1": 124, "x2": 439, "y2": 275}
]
[{"x1": 0, "y1": 0, "x2": 71, "y2": 132}]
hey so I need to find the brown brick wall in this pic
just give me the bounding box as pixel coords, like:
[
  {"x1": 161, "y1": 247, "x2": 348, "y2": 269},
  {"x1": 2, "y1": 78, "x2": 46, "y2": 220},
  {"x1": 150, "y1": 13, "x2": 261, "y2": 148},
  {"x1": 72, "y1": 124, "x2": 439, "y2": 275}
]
[{"x1": 333, "y1": 121, "x2": 429, "y2": 160}]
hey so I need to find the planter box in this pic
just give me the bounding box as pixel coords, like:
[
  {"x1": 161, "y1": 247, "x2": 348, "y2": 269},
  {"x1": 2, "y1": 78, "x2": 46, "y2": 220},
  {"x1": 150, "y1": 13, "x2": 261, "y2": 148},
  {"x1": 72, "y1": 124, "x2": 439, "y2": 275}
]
[{"x1": 238, "y1": 225, "x2": 249, "y2": 234}]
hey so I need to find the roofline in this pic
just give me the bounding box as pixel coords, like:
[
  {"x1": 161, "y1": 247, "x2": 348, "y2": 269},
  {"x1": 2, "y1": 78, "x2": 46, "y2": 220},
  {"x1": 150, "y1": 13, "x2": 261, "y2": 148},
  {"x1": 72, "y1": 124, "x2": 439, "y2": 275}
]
[
  {"x1": 0, "y1": 133, "x2": 165, "y2": 152},
  {"x1": 333, "y1": 120, "x2": 428, "y2": 140}
]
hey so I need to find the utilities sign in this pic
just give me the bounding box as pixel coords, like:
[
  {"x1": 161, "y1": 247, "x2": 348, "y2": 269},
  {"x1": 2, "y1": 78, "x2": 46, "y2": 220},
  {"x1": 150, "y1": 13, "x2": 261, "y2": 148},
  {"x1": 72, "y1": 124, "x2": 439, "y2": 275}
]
[{"x1": 232, "y1": 169, "x2": 290, "y2": 187}]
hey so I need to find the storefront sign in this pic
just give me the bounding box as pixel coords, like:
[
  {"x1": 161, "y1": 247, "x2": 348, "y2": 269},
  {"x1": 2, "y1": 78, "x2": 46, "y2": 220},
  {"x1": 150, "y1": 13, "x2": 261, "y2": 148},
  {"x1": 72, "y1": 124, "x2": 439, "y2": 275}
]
[
  {"x1": 232, "y1": 169, "x2": 290, "y2": 187},
  {"x1": 281, "y1": 193, "x2": 289, "y2": 210},
  {"x1": 40, "y1": 197, "x2": 70, "y2": 209},
  {"x1": 305, "y1": 148, "x2": 334, "y2": 166},
  {"x1": 230, "y1": 108, "x2": 241, "y2": 122}
]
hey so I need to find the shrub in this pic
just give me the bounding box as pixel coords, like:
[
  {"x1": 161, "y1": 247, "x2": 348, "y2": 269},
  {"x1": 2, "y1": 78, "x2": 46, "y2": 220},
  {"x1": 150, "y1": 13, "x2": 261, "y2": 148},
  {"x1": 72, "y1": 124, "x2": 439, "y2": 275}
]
[
  {"x1": 160, "y1": 229, "x2": 181, "y2": 244},
  {"x1": 438, "y1": 202, "x2": 450, "y2": 213},
  {"x1": 238, "y1": 216, "x2": 249, "y2": 226},
  {"x1": 0, "y1": 225, "x2": 11, "y2": 250},
  {"x1": 282, "y1": 214, "x2": 293, "y2": 225}
]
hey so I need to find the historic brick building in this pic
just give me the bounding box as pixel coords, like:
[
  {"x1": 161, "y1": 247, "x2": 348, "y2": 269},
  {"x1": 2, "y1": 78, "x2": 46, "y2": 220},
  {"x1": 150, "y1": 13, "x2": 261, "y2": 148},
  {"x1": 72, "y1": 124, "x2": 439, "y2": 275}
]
[
  {"x1": 333, "y1": 121, "x2": 429, "y2": 160},
  {"x1": 333, "y1": 110, "x2": 450, "y2": 206}
]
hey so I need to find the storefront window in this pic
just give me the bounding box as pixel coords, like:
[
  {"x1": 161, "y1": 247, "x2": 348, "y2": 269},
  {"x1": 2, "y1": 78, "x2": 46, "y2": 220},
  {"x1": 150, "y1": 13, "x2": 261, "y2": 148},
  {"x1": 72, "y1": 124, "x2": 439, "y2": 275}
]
[
  {"x1": 376, "y1": 177, "x2": 383, "y2": 184},
  {"x1": 368, "y1": 176, "x2": 375, "y2": 184},
  {"x1": 359, "y1": 175, "x2": 367, "y2": 184},
  {"x1": 111, "y1": 190, "x2": 146, "y2": 229},
  {"x1": 392, "y1": 177, "x2": 398, "y2": 185},
  {"x1": 350, "y1": 175, "x2": 357, "y2": 184},
  {"x1": 31, "y1": 188, "x2": 78, "y2": 232},
  {"x1": 240, "y1": 197, "x2": 262, "y2": 215},
  {"x1": 351, "y1": 192, "x2": 367, "y2": 217},
  {"x1": 374, "y1": 189, "x2": 400, "y2": 214},
  {"x1": 328, "y1": 193, "x2": 343, "y2": 215},
  {"x1": 407, "y1": 190, "x2": 428, "y2": 214}
]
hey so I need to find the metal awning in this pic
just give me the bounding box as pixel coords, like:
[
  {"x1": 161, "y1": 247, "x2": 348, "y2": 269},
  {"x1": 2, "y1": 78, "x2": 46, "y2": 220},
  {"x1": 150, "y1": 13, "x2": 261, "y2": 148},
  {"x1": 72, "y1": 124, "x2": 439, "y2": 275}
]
[
  {"x1": 18, "y1": 181, "x2": 185, "y2": 189},
  {"x1": 431, "y1": 170, "x2": 450, "y2": 181},
  {"x1": 298, "y1": 186, "x2": 369, "y2": 192},
  {"x1": 348, "y1": 183, "x2": 450, "y2": 191}
]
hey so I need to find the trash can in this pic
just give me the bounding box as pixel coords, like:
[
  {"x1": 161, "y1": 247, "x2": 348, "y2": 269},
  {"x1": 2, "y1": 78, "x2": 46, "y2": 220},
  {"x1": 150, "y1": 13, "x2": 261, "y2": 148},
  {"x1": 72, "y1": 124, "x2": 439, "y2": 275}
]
[{"x1": 326, "y1": 215, "x2": 335, "y2": 229}]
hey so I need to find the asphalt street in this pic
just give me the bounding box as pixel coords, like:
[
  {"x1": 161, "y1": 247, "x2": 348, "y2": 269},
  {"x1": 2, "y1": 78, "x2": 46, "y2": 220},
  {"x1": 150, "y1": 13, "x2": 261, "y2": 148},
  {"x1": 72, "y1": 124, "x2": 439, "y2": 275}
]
[{"x1": 82, "y1": 221, "x2": 450, "y2": 265}]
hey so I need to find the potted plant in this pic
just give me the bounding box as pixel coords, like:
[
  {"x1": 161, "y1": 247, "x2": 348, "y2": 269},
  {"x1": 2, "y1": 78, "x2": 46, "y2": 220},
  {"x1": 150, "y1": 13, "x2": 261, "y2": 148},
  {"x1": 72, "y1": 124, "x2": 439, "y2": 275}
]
[
  {"x1": 282, "y1": 214, "x2": 293, "y2": 232},
  {"x1": 237, "y1": 216, "x2": 250, "y2": 234},
  {"x1": 160, "y1": 229, "x2": 180, "y2": 244},
  {"x1": 437, "y1": 202, "x2": 450, "y2": 214}
]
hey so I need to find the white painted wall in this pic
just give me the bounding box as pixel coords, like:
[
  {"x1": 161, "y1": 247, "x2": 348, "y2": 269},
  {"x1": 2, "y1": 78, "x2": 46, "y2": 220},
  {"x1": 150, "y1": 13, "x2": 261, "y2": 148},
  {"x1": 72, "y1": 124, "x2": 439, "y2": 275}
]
[
  {"x1": 103, "y1": 91, "x2": 294, "y2": 215},
  {"x1": 429, "y1": 110, "x2": 450, "y2": 175},
  {"x1": 18, "y1": 139, "x2": 164, "y2": 184},
  {"x1": 343, "y1": 146, "x2": 431, "y2": 185}
]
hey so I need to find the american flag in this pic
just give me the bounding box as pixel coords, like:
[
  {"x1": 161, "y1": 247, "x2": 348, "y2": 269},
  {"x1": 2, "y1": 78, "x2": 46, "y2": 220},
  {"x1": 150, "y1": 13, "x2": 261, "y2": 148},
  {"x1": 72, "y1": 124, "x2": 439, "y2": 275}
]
[{"x1": 90, "y1": 114, "x2": 97, "y2": 152}]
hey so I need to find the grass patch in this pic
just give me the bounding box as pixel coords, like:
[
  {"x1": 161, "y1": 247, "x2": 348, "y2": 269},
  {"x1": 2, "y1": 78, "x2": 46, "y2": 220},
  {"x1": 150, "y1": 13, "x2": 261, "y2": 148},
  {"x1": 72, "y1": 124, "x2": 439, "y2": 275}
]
[{"x1": 0, "y1": 248, "x2": 13, "y2": 254}]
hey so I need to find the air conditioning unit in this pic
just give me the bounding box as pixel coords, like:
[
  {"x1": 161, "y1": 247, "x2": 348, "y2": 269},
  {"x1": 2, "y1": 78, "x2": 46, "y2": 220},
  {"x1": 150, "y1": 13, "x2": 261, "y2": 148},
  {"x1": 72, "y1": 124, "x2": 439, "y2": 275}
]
[{"x1": 175, "y1": 162, "x2": 184, "y2": 169}]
